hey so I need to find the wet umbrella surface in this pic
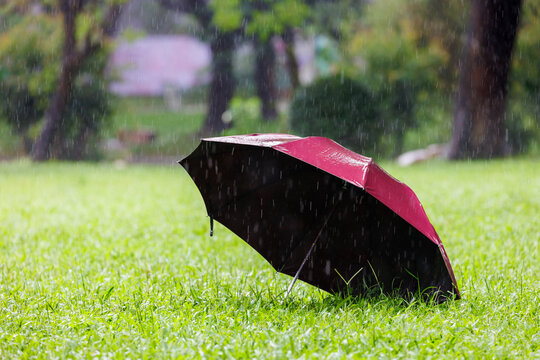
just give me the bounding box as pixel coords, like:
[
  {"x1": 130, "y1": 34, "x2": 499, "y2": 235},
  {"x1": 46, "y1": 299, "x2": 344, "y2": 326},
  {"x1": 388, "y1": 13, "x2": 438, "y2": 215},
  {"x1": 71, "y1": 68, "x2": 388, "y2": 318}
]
[{"x1": 180, "y1": 134, "x2": 460, "y2": 301}]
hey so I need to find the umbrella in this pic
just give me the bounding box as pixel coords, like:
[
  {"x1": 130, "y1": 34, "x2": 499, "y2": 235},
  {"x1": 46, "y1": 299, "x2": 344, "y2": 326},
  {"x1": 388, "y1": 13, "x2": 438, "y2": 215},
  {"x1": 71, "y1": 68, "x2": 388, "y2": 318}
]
[{"x1": 179, "y1": 134, "x2": 460, "y2": 301}]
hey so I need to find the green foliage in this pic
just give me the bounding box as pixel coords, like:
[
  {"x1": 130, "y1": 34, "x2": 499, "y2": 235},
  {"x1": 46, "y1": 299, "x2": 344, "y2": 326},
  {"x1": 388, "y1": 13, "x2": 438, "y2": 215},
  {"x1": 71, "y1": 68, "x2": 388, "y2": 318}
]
[
  {"x1": 210, "y1": 0, "x2": 244, "y2": 31},
  {"x1": 0, "y1": 161, "x2": 539, "y2": 357},
  {"x1": 336, "y1": 0, "x2": 457, "y2": 154},
  {"x1": 406, "y1": 0, "x2": 469, "y2": 93},
  {"x1": 0, "y1": 15, "x2": 60, "y2": 135},
  {"x1": 348, "y1": 26, "x2": 443, "y2": 90},
  {"x1": 310, "y1": 0, "x2": 365, "y2": 42},
  {"x1": 347, "y1": 0, "x2": 538, "y2": 155},
  {"x1": 61, "y1": 74, "x2": 113, "y2": 155},
  {"x1": 348, "y1": 16, "x2": 446, "y2": 153},
  {"x1": 290, "y1": 75, "x2": 381, "y2": 153},
  {"x1": 507, "y1": 0, "x2": 540, "y2": 154},
  {"x1": 209, "y1": 0, "x2": 310, "y2": 39},
  {"x1": 0, "y1": 12, "x2": 113, "y2": 158},
  {"x1": 222, "y1": 96, "x2": 288, "y2": 136},
  {"x1": 247, "y1": 0, "x2": 310, "y2": 40},
  {"x1": 347, "y1": 2, "x2": 445, "y2": 102}
]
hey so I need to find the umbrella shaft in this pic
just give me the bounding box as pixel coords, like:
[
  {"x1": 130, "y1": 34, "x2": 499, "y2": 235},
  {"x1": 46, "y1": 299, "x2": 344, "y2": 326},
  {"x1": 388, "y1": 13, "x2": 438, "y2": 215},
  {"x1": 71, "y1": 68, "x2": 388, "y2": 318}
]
[
  {"x1": 286, "y1": 236, "x2": 318, "y2": 297},
  {"x1": 285, "y1": 200, "x2": 340, "y2": 297}
]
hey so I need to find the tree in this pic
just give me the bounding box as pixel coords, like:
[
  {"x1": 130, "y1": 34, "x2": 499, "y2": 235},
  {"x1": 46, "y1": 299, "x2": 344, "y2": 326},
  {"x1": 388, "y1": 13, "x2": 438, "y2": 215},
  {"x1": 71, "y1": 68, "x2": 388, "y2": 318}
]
[
  {"x1": 254, "y1": 35, "x2": 277, "y2": 120},
  {"x1": 211, "y1": 0, "x2": 310, "y2": 125},
  {"x1": 32, "y1": 0, "x2": 123, "y2": 161},
  {"x1": 246, "y1": 0, "x2": 309, "y2": 121},
  {"x1": 161, "y1": 0, "x2": 310, "y2": 133},
  {"x1": 160, "y1": 0, "x2": 239, "y2": 134},
  {"x1": 282, "y1": 27, "x2": 300, "y2": 90},
  {"x1": 0, "y1": 3, "x2": 117, "y2": 160},
  {"x1": 204, "y1": 31, "x2": 237, "y2": 134},
  {"x1": 0, "y1": 14, "x2": 58, "y2": 154},
  {"x1": 448, "y1": 0, "x2": 523, "y2": 159}
]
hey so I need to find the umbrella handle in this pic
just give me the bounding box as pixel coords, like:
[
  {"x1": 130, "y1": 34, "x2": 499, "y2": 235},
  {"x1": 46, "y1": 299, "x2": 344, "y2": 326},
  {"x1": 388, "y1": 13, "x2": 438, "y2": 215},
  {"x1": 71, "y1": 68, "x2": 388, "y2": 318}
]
[{"x1": 285, "y1": 199, "x2": 340, "y2": 298}]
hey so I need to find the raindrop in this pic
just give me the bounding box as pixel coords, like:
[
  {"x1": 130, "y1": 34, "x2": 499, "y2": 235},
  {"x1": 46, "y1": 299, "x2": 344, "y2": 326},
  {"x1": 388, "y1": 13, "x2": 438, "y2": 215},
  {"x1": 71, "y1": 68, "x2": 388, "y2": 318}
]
[{"x1": 325, "y1": 260, "x2": 331, "y2": 275}]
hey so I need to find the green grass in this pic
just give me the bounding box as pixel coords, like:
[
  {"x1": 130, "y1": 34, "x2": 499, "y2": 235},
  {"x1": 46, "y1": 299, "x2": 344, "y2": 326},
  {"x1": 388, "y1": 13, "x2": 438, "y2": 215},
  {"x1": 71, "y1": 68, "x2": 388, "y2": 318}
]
[
  {"x1": 107, "y1": 97, "x2": 205, "y2": 158},
  {"x1": 0, "y1": 160, "x2": 539, "y2": 358},
  {"x1": 107, "y1": 97, "x2": 288, "y2": 159}
]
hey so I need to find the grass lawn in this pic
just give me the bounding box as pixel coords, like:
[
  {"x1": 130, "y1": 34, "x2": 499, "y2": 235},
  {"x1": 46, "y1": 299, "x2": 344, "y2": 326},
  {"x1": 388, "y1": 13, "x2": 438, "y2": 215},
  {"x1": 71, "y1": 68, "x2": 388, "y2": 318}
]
[
  {"x1": 106, "y1": 97, "x2": 289, "y2": 160},
  {"x1": 0, "y1": 159, "x2": 538, "y2": 358},
  {"x1": 106, "y1": 97, "x2": 206, "y2": 158}
]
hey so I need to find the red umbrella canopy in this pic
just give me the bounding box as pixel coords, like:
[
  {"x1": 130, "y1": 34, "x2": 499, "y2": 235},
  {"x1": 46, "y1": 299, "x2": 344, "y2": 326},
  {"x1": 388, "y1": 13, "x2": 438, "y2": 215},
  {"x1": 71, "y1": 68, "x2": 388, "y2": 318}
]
[{"x1": 180, "y1": 133, "x2": 460, "y2": 301}]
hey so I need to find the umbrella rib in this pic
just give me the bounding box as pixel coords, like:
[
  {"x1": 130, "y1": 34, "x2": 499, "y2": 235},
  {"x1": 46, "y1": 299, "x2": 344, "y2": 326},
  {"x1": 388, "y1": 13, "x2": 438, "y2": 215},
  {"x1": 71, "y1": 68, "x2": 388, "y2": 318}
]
[{"x1": 285, "y1": 198, "x2": 341, "y2": 297}]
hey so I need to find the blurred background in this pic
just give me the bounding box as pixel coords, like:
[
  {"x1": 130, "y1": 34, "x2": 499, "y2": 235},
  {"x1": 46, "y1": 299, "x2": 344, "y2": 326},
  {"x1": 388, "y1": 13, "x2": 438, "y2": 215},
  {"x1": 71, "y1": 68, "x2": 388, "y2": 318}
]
[{"x1": 0, "y1": 0, "x2": 538, "y2": 163}]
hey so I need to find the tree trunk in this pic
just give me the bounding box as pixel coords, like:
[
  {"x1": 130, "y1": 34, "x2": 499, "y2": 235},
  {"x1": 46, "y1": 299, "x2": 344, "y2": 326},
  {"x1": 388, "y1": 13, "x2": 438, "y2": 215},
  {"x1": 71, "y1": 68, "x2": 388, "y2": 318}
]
[
  {"x1": 32, "y1": 0, "x2": 80, "y2": 161},
  {"x1": 283, "y1": 28, "x2": 300, "y2": 91},
  {"x1": 255, "y1": 36, "x2": 277, "y2": 121},
  {"x1": 200, "y1": 32, "x2": 236, "y2": 134},
  {"x1": 448, "y1": 0, "x2": 522, "y2": 159}
]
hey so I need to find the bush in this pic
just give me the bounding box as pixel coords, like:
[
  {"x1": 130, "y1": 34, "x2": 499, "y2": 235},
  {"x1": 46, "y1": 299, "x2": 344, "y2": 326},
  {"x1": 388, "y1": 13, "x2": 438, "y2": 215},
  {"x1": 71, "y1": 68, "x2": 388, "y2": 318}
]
[
  {"x1": 0, "y1": 15, "x2": 59, "y2": 150},
  {"x1": 289, "y1": 75, "x2": 380, "y2": 153},
  {"x1": 0, "y1": 13, "x2": 113, "y2": 159},
  {"x1": 59, "y1": 70, "x2": 113, "y2": 160}
]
